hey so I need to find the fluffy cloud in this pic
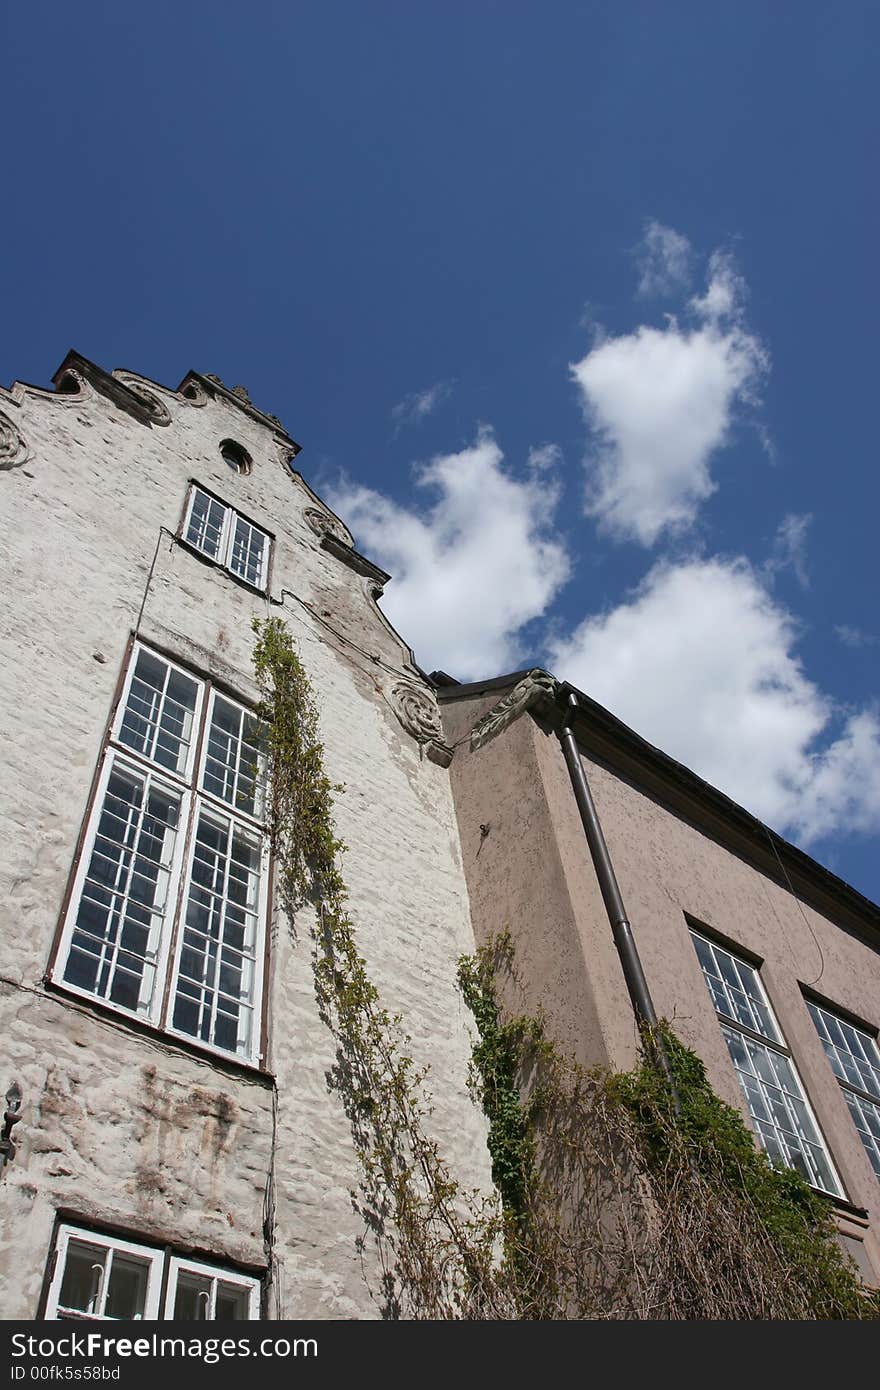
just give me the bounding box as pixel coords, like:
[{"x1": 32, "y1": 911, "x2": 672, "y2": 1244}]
[
  {"x1": 390, "y1": 380, "x2": 455, "y2": 432},
  {"x1": 326, "y1": 430, "x2": 570, "y2": 678},
  {"x1": 547, "y1": 556, "x2": 880, "y2": 846},
  {"x1": 636, "y1": 220, "x2": 693, "y2": 299},
  {"x1": 571, "y1": 249, "x2": 768, "y2": 546}
]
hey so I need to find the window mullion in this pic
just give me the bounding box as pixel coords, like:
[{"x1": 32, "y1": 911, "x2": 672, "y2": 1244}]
[
  {"x1": 155, "y1": 784, "x2": 197, "y2": 1033},
  {"x1": 206, "y1": 820, "x2": 233, "y2": 1050},
  {"x1": 219, "y1": 504, "x2": 235, "y2": 571},
  {"x1": 157, "y1": 675, "x2": 214, "y2": 1034},
  {"x1": 96, "y1": 1247, "x2": 112, "y2": 1318}
]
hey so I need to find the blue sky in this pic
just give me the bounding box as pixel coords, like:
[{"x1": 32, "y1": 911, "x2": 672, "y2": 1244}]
[{"x1": 2, "y1": 3, "x2": 878, "y2": 901}]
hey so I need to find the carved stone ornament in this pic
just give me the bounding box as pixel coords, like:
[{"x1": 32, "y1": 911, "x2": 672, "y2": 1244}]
[
  {"x1": 114, "y1": 374, "x2": 172, "y2": 426},
  {"x1": 0, "y1": 412, "x2": 29, "y2": 470},
  {"x1": 389, "y1": 682, "x2": 454, "y2": 766},
  {"x1": 180, "y1": 378, "x2": 209, "y2": 406},
  {"x1": 362, "y1": 574, "x2": 386, "y2": 603},
  {"x1": 276, "y1": 439, "x2": 300, "y2": 468},
  {"x1": 304, "y1": 506, "x2": 351, "y2": 546},
  {"x1": 470, "y1": 669, "x2": 559, "y2": 751}
]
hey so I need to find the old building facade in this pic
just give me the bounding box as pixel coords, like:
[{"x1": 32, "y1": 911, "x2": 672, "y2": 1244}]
[
  {"x1": 0, "y1": 354, "x2": 492, "y2": 1319},
  {"x1": 1, "y1": 354, "x2": 878, "y2": 1317}
]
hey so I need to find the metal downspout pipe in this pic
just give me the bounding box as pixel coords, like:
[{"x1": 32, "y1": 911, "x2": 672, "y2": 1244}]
[{"x1": 556, "y1": 688, "x2": 681, "y2": 1103}]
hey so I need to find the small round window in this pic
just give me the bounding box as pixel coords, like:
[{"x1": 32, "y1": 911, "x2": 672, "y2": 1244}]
[{"x1": 220, "y1": 439, "x2": 252, "y2": 475}]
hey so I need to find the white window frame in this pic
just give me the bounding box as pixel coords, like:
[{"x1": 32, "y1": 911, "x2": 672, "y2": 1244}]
[
  {"x1": 52, "y1": 642, "x2": 269, "y2": 1066},
  {"x1": 164, "y1": 1254, "x2": 261, "y2": 1320},
  {"x1": 690, "y1": 928, "x2": 845, "y2": 1198},
  {"x1": 45, "y1": 1224, "x2": 260, "y2": 1321},
  {"x1": 113, "y1": 645, "x2": 206, "y2": 780},
  {"x1": 45, "y1": 1226, "x2": 164, "y2": 1321},
  {"x1": 807, "y1": 999, "x2": 880, "y2": 1182},
  {"x1": 183, "y1": 485, "x2": 271, "y2": 591}
]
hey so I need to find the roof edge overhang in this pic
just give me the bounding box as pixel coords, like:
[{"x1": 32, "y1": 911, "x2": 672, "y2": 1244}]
[{"x1": 436, "y1": 668, "x2": 880, "y2": 945}]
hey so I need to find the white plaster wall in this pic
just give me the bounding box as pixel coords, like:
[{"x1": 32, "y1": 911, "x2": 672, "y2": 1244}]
[{"x1": 0, "y1": 367, "x2": 491, "y2": 1318}]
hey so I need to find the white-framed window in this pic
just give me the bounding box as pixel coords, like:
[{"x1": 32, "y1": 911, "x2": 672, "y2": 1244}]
[
  {"x1": 165, "y1": 1254, "x2": 260, "y2": 1320},
  {"x1": 690, "y1": 928, "x2": 844, "y2": 1197},
  {"x1": 807, "y1": 1000, "x2": 880, "y2": 1181},
  {"x1": 183, "y1": 485, "x2": 270, "y2": 590},
  {"x1": 45, "y1": 1224, "x2": 260, "y2": 1321},
  {"x1": 52, "y1": 642, "x2": 269, "y2": 1065}
]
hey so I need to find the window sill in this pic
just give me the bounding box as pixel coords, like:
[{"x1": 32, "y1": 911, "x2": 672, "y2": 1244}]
[{"x1": 42, "y1": 980, "x2": 275, "y2": 1087}]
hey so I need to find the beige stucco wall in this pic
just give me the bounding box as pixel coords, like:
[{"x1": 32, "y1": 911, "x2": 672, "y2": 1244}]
[
  {"x1": 442, "y1": 687, "x2": 880, "y2": 1282},
  {"x1": 0, "y1": 366, "x2": 491, "y2": 1318}
]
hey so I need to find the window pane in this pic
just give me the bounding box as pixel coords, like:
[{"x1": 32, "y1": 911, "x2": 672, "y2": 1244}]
[
  {"x1": 173, "y1": 810, "x2": 262, "y2": 1058},
  {"x1": 104, "y1": 1254, "x2": 150, "y2": 1320},
  {"x1": 118, "y1": 649, "x2": 199, "y2": 775},
  {"x1": 807, "y1": 1002, "x2": 880, "y2": 1100},
  {"x1": 202, "y1": 696, "x2": 265, "y2": 818},
  {"x1": 843, "y1": 1092, "x2": 880, "y2": 1180},
  {"x1": 807, "y1": 1002, "x2": 880, "y2": 1181},
  {"x1": 58, "y1": 1241, "x2": 106, "y2": 1316},
  {"x1": 690, "y1": 932, "x2": 781, "y2": 1042},
  {"x1": 215, "y1": 1282, "x2": 251, "y2": 1319},
  {"x1": 64, "y1": 765, "x2": 180, "y2": 1016},
  {"x1": 173, "y1": 1272, "x2": 212, "y2": 1320},
  {"x1": 720, "y1": 1024, "x2": 843, "y2": 1196},
  {"x1": 186, "y1": 489, "x2": 226, "y2": 559},
  {"x1": 228, "y1": 516, "x2": 268, "y2": 589}
]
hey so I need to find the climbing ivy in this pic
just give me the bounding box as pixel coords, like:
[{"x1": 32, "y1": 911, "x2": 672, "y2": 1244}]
[
  {"x1": 252, "y1": 617, "x2": 510, "y2": 1319},
  {"x1": 252, "y1": 616, "x2": 878, "y2": 1320},
  {"x1": 458, "y1": 936, "x2": 880, "y2": 1320}
]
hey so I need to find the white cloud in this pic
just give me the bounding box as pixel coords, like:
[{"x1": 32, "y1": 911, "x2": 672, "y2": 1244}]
[
  {"x1": 326, "y1": 430, "x2": 570, "y2": 678},
  {"x1": 547, "y1": 557, "x2": 880, "y2": 846},
  {"x1": 835, "y1": 624, "x2": 879, "y2": 649},
  {"x1": 766, "y1": 512, "x2": 812, "y2": 589},
  {"x1": 527, "y1": 443, "x2": 563, "y2": 473},
  {"x1": 571, "y1": 250, "x2": 769, "y2": 546},
  {"x1": 636, "y1": 220, "x2": 693, "y2": 299},
  {"x1": 688, "y1": 249, "x2": 747, "y2": 324},
  {"x1": 391, "y1": 380, "x2": 455, "y2": 432}
]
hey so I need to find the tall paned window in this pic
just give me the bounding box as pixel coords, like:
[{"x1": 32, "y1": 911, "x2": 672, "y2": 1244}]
[
  {"x1": 689, "y1": 929, "x2": 844, "y2": 1197},
  {"x1": 807, "y1": 1000, "x2": 880, "y2": 1181},
  {"x1": 53, "y1": 643, "x2": 268, "y2": 1065}
]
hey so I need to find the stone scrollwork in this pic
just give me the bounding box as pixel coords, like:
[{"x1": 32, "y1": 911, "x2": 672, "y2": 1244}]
[
  {"x1": 304, "y1": 506, "x2": 352, "y2": 547},
  {"x1": 277, "y1": 439, "x2": 301, "y2": 469},
  {"x1": 0, "y1": 412, "x2": 29, "y2": 470},
  {"x1": 180, "y1": 378, "x2": 209, "y2": 406},
  {"x1": 362, "y1": 574, "x2": 386, "y2": 603},
  {"x1": 470, "y1": 668, "x2": 559, "y2": 751},
  {"x1": 389, "y1": 682, "x2": 454, "y2": 767},
  {"x1": 114, "y1": 374, "x2": 173, "y2": 426}
]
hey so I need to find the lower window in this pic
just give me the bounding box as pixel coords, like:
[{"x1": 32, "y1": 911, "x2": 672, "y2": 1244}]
[{"x1": 45, "y1": 1224, "x2": 260, "y2": 1321}]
